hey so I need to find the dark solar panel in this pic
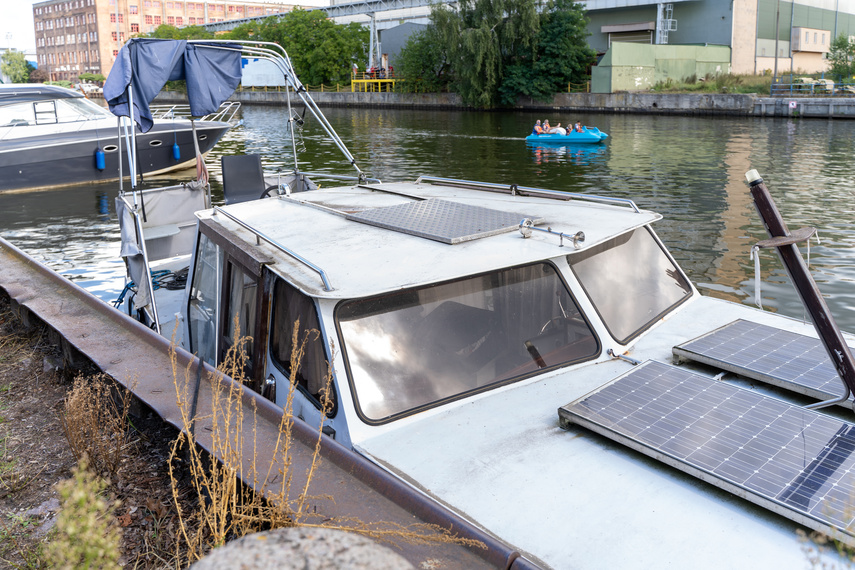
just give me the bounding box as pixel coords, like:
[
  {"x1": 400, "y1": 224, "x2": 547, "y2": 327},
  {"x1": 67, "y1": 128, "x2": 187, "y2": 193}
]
[
  {"x1": 558, "y1": 361, "x2": 855, "y2": 544},
  {"x1": 673, "y1": 319, "x2": 851, "y2": 405}
]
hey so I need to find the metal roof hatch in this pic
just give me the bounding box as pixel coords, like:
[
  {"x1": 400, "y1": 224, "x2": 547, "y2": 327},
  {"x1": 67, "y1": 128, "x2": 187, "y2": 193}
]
[{"x1": 345, "y1": 198, "x2": 543, "y2": 245}]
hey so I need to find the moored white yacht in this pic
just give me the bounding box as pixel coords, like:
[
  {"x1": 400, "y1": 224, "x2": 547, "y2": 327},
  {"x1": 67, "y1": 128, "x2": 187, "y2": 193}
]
[{"x1": 0, "y1": 83, "x2": 234, "y2": 192}]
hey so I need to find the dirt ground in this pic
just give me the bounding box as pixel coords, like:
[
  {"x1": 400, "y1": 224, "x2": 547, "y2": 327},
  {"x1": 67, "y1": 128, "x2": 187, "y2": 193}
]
[{"x1": 0, "y1": 295, "x2": 195, "y2": 569}]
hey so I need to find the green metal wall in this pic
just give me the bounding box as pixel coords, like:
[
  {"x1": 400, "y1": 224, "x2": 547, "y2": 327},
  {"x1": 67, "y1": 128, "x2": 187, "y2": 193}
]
[{"x1": 592, "y1": 44, "x2": 732, "y2": 93}]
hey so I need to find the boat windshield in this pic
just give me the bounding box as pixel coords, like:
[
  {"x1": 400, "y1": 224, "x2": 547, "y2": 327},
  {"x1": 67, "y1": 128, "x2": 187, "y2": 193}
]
[
  {"x1": 567, "y1": 226, "x2": 692, "y2": 344},
  {"x1": 336, "y1": 262, "x2": 600, "y2": 423},
  {"x1": 0, "y1": 96, "x2": 110, "y2": 127}
]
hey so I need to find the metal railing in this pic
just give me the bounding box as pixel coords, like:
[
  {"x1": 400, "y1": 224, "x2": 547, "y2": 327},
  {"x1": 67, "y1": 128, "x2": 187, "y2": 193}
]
[
  {"x1": 414, "y1": 176, "x2": 642, "y2": 213},
  {"x1": 771, "y1": 78, "x2": 855, "y2": 97},
  {"x1": 150, "y1": 101, "x2": 242, "y2": 123},
  {"x1": 212, "y1": 206, "x2": 333, "y2": 292}
]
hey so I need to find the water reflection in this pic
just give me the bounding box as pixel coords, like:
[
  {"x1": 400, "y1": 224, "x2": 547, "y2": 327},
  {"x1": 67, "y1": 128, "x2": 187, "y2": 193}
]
[
  {"x1": 1, "y1": 107, "x2": 854, "y2": 330},
  {"x1": 526, "y1": 142, "x2": 608, "y2": 167}
]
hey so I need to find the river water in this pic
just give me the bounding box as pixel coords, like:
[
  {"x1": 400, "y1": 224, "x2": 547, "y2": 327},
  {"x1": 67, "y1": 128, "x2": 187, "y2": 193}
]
[{"x1": 2, "y1": 107, "x2": 854, "y2": 329}]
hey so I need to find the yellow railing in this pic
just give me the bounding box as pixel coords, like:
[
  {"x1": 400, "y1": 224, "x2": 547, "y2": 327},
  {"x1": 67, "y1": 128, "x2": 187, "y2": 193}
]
[{"x1": 567, "y1": 81, "x2": 591, "y2": 93}]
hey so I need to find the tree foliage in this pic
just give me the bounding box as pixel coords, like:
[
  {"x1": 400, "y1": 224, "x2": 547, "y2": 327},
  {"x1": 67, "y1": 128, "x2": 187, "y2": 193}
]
[
  {"x1": 147, "y1": 24, "x2": 214, "y2": 40},
  {"x1": 827, "y1": 34, "x2": 855, "y2": 81},
  {"x1": 395, "y1": 26, "x2": 451, "y2": 92},
  {"x1": 1, "y1": 51, "x2": 30, "y2": 83},
  {"x1": 79, "y1": 72, "x2": 106, "y2": 83},
  {"x1": 225, "y1": 9, "x2": 368, "y2": 85},
  {"x1": 399, "y1": 0, "x2": 594, "y2": 107}
]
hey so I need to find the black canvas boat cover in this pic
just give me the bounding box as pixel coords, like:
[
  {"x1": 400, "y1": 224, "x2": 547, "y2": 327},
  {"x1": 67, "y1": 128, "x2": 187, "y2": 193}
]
[{"x1": 104, "y1": 38, "x2": 241, "y2": 132}]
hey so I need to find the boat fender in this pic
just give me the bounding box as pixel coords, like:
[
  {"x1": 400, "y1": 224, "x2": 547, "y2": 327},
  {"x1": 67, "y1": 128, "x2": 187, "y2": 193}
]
[
  {"x1": 172, "y1": 142, "x2": 181, "y2": 161},
  {"x1": 95, "y1": 148, "x2": 106, "y2": 171}
]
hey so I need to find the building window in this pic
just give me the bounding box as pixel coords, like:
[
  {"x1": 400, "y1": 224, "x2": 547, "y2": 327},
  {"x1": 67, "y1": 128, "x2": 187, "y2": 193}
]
[
  {"x1": 814, "y1": 32, "x2": 818, "y2": 43},
  {"x1": 189, "y1": 16, "x2": 195, "y2": 23},
  {"x1": 144, "y1": 0, "x2": 151, "y2": 6},
  {"x1": 144, "y1": 14, "x2": 152, "y2": 24},
  {"x1": 129, "y1": 4, "x2": 138, "y2": 12},
  {"x1": 153, "y1": 1, "x2": 161, "y2": 8},
  {"x1": 176, "y1": 16, "x2": 182, "y2": 25},
  {"x1": 154, "y1": 15, "x2": 161, "y2": 24},
  {"x1": 167, "y1": 16, "x2": 174, "y2": 24},
  {"x1": 131, "y1": 23, "x2": 139, "y2": 32},
  {"x1": 113, "y1": 49, "x2": 118, "y2": 56}
]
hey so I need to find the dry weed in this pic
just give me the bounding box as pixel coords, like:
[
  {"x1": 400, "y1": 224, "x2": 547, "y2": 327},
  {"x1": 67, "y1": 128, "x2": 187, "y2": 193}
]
[
  {"x1": 168, "y1": 318, "x2": 484, "y2": 563},
  {"x1": 60, "y1": 374, "x2": 134, "y2": 479}
]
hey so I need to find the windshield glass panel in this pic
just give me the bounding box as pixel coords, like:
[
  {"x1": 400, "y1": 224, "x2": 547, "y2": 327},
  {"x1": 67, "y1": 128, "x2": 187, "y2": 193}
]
[
  {"x1": 337, "y1": 263, "x2": 599, "y2": 422},
  {"x1": 568, "y1": 227, "x2": 691, "y2": 344},
  {"x1": 55, "y1": 97, "x2": 111, "y2": 121}
]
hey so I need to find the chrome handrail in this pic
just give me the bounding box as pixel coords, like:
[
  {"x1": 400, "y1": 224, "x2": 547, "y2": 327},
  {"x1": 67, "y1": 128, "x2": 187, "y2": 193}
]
[
  {"x1": 212, "y1": 206, "x2": 333, "y2": 291},
  {"x1": 414, "y1": 175, "x2": 642, "y2": 213}
]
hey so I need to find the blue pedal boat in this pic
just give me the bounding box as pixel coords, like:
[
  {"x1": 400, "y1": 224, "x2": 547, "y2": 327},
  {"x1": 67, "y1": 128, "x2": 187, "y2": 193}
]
[{"x1": 525, "y1": 127, "x2": 608, "y2": 144}]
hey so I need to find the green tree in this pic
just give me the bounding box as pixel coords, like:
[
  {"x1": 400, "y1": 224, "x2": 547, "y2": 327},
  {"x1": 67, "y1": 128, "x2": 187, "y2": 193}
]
[
  {"x1": 436, "y1": 0, "x2": 540, "y2": 107},
  {"x1": 1, "y1": 51, "x2": 30, "y2": 83},
  {"x1": 79, "y1": 72, "x2": 106, "y2": 83},
  {"x1": 147, "y1": 24, "x2": 214, "y2": 40},
  {"x1": 395, "y1": 26, "x2": 451, "y2": 92},
  {"x1": 226, "y1": 10, "x2": 368, "y2": 85},
  {"x1": 498, "y1": 0, "x2": 595, "y2": 105},
  {"x1": 827, "y1": 34, "x2": 855, "y2": 81}
]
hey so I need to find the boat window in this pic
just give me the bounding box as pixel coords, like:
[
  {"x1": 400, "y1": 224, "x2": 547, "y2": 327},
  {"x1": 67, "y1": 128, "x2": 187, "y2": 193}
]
[
  {"x1": 221, "y1": 260, "x2": 258, "y2": 376},
  {"x1": 0, "y1": 102, "x2": 36, "y2": 127},
  {"x1": 188, "y1": 233, "x2": 222, "y2": 366},
  {"x1": 269, "y1": 278, "x2": 333, "y2": 411},
  {"x1": 54, "y1": 97, "x2": 112, "y2": 122},
  {"x1": 336, "y1": 262, "x2": 599, "y2": 423},
  {"x1": 567, "y1": 226, "x2": 692, "y2": 344}
]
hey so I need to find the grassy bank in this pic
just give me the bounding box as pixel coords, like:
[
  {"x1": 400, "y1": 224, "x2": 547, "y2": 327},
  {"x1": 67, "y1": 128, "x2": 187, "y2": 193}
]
[{"x1": 650, "y1": 73, "x2": 773, "y2": 94}]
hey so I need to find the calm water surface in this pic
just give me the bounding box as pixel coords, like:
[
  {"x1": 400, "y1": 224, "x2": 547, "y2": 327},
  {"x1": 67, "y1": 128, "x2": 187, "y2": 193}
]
[{"x1": 2, "y1": 107, "x2": 854, "y2": 328}]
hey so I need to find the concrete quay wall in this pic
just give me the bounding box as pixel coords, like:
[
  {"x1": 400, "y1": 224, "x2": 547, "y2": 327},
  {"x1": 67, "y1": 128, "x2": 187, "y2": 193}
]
[{"x1": 154, "y1": 90, "x2": 855, "y2": 119}]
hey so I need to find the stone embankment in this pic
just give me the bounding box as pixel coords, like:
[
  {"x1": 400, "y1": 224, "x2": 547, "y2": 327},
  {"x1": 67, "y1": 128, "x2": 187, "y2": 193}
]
[{"x1": 154, "y1": 89, "x2": 855, "y2": 118}]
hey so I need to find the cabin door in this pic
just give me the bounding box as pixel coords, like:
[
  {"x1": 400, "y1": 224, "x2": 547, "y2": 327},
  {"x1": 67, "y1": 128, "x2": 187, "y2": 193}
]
[
  {"x1": 187, "y1": 220, "x2": 272, "y2": 392},
  {"x1": 218, "y1": 257, "x2": 269, "y2": 392}
]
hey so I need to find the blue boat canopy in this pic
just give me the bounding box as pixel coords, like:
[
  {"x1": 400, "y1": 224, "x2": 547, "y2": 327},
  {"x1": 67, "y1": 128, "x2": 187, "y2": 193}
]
[{"x1": 104, "y1": 38, "x2": 241, "y2": 132}]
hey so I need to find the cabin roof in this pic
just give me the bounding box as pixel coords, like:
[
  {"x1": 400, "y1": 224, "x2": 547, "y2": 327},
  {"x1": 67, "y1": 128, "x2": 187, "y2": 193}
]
[{"x1": 200, "y1": 180, "x2": 661, "y2": 299}]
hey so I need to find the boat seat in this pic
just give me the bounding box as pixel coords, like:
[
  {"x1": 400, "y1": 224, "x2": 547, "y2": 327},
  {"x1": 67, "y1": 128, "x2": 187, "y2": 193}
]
[{"x1": 221, "y1": 154, "x2": 267, "y2": 205}]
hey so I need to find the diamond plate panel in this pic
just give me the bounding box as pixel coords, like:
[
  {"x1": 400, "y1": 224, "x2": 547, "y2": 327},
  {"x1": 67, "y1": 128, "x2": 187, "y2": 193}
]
[{"x1": 345, "y1": 198, "x2": 542, "y2": 244}]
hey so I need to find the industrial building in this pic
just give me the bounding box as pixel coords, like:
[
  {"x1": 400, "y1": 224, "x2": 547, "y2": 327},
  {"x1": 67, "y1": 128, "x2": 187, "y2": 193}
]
[{"x1": 31, "y1": 0, "x2": 300, "y2": 81}]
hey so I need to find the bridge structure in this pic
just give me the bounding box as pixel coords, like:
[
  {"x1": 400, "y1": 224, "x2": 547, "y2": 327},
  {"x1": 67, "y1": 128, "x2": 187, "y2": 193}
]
[{"x1": 201, "y1": 0, "x2": 452, "y2": 32}]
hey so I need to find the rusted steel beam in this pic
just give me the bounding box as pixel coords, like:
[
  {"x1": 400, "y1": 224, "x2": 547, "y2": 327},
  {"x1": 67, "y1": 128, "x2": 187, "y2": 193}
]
[
  {"x1": 0, "y1": 235, "x2": 539, "y2": 570},
  {"x1": 746, "y1": 171, "x2": 855, "y2": 400}
]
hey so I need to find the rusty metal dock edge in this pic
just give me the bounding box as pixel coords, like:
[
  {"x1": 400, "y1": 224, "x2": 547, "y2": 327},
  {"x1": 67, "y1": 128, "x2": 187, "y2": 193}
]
[{"x1": 0, "y1": 235, "x2": 542, "y2": 570}]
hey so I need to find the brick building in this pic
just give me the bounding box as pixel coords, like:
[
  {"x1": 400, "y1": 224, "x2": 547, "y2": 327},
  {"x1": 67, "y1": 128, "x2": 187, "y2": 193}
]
[{"x1": 33, "y1": 0, "x2": 301, "y2": 82}]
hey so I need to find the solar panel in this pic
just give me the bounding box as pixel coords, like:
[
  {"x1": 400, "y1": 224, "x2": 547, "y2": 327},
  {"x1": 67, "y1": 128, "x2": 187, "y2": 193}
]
[
  {"x1": 558, "y1": 360, "x2": 855, "y2": 544},
  {"x1": 673, "y1": 319, "x2": 852, "y2": 407},
  {"x1": 345, "y1": 198, "x2": 542, "y2": 245}
]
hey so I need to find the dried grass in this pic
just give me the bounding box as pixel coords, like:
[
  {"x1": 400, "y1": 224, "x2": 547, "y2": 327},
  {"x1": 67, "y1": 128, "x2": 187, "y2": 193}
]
[
  {"x1": 60, "y1": 374, "x2": 134, "y2": 479},
  {"x1": 168, "y1": 319, "x2": 485, "y2": 563}
]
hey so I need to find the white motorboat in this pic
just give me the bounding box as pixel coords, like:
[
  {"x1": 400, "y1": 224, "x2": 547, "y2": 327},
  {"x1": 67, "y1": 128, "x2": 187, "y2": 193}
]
[
  {"x1": 112, "y1": 39, "x2": 855, "y2": 569},
  {"x1": 0, "y1": 83, "x2": 235, "y2": 192}
]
